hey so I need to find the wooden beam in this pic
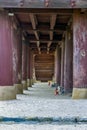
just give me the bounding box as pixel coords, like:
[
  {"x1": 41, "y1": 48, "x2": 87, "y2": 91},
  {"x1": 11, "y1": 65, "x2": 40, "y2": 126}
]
[
  {"x1": 35, "y1": 70, "x2": 54, "y2": 72},
  {"x1": 26, "y1": 33, "x2": 62, "y2": 41},
  {"x1": 6, "y1": 8, "x2": 73, "y2": 14},
  {"x1": 48, "y1": 14, "x2": 57, "y2": 50},
  {"x1": 29, "y1": 14, "x2": 37, "y2": 29},
  {"x1": 50, "y1": 31, "x2": 53, "y2": 41},
  {"x1": 33, "y1": 51, "x2": 54, "y2": 55},
  {"x1": 27, "y1": 40, "x2": 62, "y2": 42},
  {"x1": 21, "y1": 23, "x2": 66, "y2": 31},
  {"x1": 36, "y1": 76, "x2": 53, "y2": 80},
  {"x1": 35, "y1": 62, "x2": 54, "y2": 66},
  {"x1": 50, "y1": 14, "x2": 57, "y2": 30},
  {"x1": 2, "y1": 1, "x2": 87, "y2": 8},
  {"x1": 29, "y1": 13, "x2": 41, "y2": 53}
]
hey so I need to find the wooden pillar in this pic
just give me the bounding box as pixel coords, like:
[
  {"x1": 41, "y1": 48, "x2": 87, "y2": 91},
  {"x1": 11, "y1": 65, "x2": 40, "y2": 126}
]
[
  {"x1": 60, "y1": 40, "x2": 65, "y2": 88},
  {"x1": 72, "y1": 10, "x2": 87, "y2": 99},
  {"x1": 27, "y1": 47, "x2": 34, "y2": 87},
  {"x1": 22, "y1": 40, "x2": 27, "y2": 90},
  {"x1": 30, "y1": 51, "x2": 34, "y2": 86},
  {"x1": 12, "y1": 27, "x2": 23, "y2": 94},
  {"x1": 55, "y1": 45, "x2": 61, "y2": 85},
  {"x1": 0, "y1": 11, "x2": 16, "y2": 100},
  {"x1": 32, "y1": 55, "x2": 36, "y2": 84},
  {"x1": 64, "y1": 30, "x2": 73, "y2": 93},
  {"x1": 27, "y1": 46, "x2": 30, "y2": 87}
]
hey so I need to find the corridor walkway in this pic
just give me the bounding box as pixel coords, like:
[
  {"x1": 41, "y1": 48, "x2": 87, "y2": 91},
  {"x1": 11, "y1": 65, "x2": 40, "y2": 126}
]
[{"x1": 0, "y1": 83, "x2": 87, "y2": 130}]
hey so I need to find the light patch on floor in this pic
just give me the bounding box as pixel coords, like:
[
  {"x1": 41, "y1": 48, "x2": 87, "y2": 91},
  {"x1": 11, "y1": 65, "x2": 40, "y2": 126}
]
[{"x1": 0, "y1": 83, "x2": 87, "y2": 130}]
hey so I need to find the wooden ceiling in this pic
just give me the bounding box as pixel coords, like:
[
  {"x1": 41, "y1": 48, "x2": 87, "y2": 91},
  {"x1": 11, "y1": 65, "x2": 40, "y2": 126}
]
[
  {"x1": 35, "y1": 54, "x2": 54, "y2": 81},
  {"x1": 5, "y1": 8, "x2": 73, "y2": 81},
  {"x1": 2, "y1": 1, "x2": 86, "y2": 81},
  {"x1": 0, "y1": 0, "x2": 87, "y2": 8},
  {"x1": 6, "y1": 8, "x2": 73, "y2": 54}
]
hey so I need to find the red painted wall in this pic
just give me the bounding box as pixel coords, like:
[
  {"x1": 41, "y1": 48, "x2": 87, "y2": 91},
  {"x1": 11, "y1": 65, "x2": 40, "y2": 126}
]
[
  {"x1": 55, "y1": 45, "x2": 61, "y2": 85},
  {"x1": 73, "y1": 10, "x2": 87, "y2": 88},
  {"x1": 64, "y1": 30, "x2": 73, "y2": 93},
  {"x1": 12, "y1": 28, "x2": 22, "y2": 84},
  {"x1": 27, "y1": 47, "x2": 34, "y2": 80},
  {"x1": 22, "y1": 42, "x2": 27, "y2": 80},
  {"x1": 27, "y1": 46, "x2": 30, "y2": 79},
  {"x1": 30, "y1": 51, "x2": 34, "y2": 80},
  {"x1": 0, "y1": 12, "x2": 13, "y2": 86},
  {"x1": 61, "y1": 41, "x2": 65, "y2": 88}
]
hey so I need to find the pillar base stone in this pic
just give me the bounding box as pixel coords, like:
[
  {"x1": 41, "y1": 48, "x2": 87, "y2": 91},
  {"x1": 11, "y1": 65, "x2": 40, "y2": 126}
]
[
  {"x1": 29, "y1": 79, "x2": 33, "y2": 87},
  {"x1": 72, "y1": 88, "x2": 87, "y2": 99},
  {"x1": 0, "y1": 86, "x2": 16, "y2": 100},
  {"x1": 14, "y1": 84, "x2": 23, "y2": 94},
  {"x1": 27, "y1": 79, "x2": 30, "y2": 87},
  {"x1": 22, "y1": 80, "x2": 27, "y2": 90},
  {"x1": 32, "y1": 79, "x2": 36, "y2": 84}
]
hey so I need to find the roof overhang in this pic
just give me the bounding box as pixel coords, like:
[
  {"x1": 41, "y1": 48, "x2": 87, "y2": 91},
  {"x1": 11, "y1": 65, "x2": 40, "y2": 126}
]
[{"x1": 0, "y1": 0, "x2": 87, "y2": 8}]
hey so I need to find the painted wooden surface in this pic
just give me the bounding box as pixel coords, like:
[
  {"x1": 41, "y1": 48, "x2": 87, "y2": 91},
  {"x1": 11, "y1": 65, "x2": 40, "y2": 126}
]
[
  {"x1": 0, "y1": 11, "x2": 22, "y2": 86},
  {"x1": 61, "y1": 41, "x2": 65, "y2": 88},
  {"x1": 22, "y1": 41, "x2": 27, "y2": 80},
  {"x1": 30, "y1": 51, "x2": 34, "y2": 80},
  {"x1": 55, "y1": 45, "x2": 61, "y2": 85},
  {"x1": 0, "y1": 0, "x2": 87, "y2": 8},
  {"x1": 12, "y1": 27, "x2": 22, "y2": 84},
  {"x1": 0, "y1": 12, "x2": 13, "y2": 86},
  {"x1": 35, "y1": 54, "x2": 54, "y2": 81},
  {"x1": 27, "y1": 46, "x2": 30, "y2": 79},
  {"x1": 64, "y1": 30, "x2": 73, "y2": 93},
  {"x1": 73, "y1": 10, "x2": 87, "y2": 88}
]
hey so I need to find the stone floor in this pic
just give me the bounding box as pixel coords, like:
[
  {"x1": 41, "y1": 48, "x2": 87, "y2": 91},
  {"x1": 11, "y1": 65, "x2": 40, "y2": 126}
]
[{"x1": 0, "y1": 82, "x2": 87, "y2": 130}]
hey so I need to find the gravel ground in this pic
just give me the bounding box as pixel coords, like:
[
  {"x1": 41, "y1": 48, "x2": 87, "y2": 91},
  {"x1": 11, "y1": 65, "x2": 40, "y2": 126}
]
[
  {"x1": 0, "y1": 124, "x2": 87, "y2": 130},
  {"x1": 0, "y1": 83, "x2": 87, "y2": 130}
]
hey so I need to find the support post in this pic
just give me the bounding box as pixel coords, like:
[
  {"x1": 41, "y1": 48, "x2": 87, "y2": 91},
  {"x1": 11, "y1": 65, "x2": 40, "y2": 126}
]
[
  {"x1": 30, "y1": 51, "x2": 34, "y2": 86},
  {"x1": 55, "y1": 45, "x2": 61, "y2": 85},
  {"x1": 60, "y1": 40, "x2": 65, "y2": 88},
  {"x1": 0, "y1": 11, "x2": 16, "y2": 100},
  {"x1": 64, "y1": 30, "x2": 73, "y2": 93},
  {"x1": 27, "y1": 46, "x2": 30, "y2": 87},
  {"x1": 22, "y1": 40, "x2": 27, "y2": 90},
  {"x1": 12, "y1": 27, "x2": 23, "y2": 94},
  {"x1": 72, "y1": 10, "x2": 87, "y2": 99}
]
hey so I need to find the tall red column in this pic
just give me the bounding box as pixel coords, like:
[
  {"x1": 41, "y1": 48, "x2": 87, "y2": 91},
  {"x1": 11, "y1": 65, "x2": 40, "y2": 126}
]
[
  {"x1": 72, "y1": 10, "x2": 87, "y2": 99},
  {"x1": 55, "y1": 45, "x2": 61, "y2": 85},
  {"x1": 27, "y1": 46, "x2": 30, "y2": 87},
  {"x1": 0, "y1": 11, "x2": 16, "y2": 100},
  {"x1": 12, "y1": 27, "x2": 23, "y2": 94},
  {"x1": 60, "y1": 41, "x2": 65, "y2": 88},
  {"x1": 30, "y1": 51, "x2": 34, "y2": 86},
  {"x1": 22, "y1": 40, "x2": 27, "y2": 90},
  {"x1": 27, "y1": 47, "x2": 34, "y2": 87},
  {"x1": 64, "y1": 30, "x2": 73, "y2": 93}
]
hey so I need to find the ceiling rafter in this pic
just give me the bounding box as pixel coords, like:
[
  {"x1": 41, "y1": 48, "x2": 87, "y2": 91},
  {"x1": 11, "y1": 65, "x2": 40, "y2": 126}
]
[
  {"x1": 26, "y1": 39, "x2": 62, "y2": 42},
  {"x1": 21, "y1": 22, "x2": 66, "y2": 31},
  {"x1": 29, "y1": 13, "x2": 41, "y2": 54},
  {"x1": 48, "y1": 14, "x2": 57, "y2": 53}
]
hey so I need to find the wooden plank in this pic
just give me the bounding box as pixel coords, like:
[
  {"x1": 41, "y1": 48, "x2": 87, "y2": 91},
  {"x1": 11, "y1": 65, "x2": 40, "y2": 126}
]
[
  {"x1": 7, "y1": 8, "x2": 73, "y2": 14},
  {"x1": 1, "y1": 0, "x2": 87, "y2": 8},
  {"x1": 29, "y1": 13, "x2": 37, "y2": 30},
  {"x1": 29, "y1": 13, "x2": 41, "y2": 53},
  {"x1": 48, "y1": 14, "x2": 57, "y2": 50},
  {"x1": 21, "y1": 23, "x2": 66, "y2": 31},
  {"x1": 26, "y1": 40, "x2": 62, "y2": 42},
  {"x1": 35, "y1": 53, "x2": 54, "y2": 81},
  {"x1": 26, "y1": 33, "x2": 62, "y2": 41},
  {"x1": 35, "y1": 70, "x2": 54, "y2": 72},
  {"x1": 50, "y1": 14, "x2": 57, "y2": 30}
]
